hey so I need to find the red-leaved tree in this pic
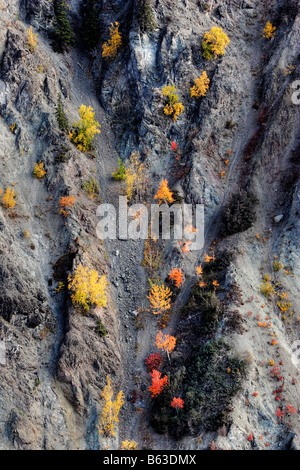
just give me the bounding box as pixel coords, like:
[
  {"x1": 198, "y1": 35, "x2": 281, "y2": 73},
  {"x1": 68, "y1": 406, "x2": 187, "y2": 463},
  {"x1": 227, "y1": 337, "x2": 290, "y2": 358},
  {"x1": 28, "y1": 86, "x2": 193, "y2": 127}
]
[
  {"x1": 148, "y1": 370, "x2": 168, "y2": 398},
  {"x1": 171, "y1": 397, "x2": 184, "y2": 410},
  {"x1": 145, "y1": 353, "x2": 162, "y2": 372}
]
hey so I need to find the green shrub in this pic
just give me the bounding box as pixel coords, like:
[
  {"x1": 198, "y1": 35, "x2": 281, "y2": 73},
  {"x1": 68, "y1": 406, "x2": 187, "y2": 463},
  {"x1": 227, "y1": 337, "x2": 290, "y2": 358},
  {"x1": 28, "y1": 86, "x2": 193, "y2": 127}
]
[
  {"x1": 82, "y1": 177, "x2": 100, "y2": 199},
  {"x1": 221, "y1": 190, "x2": 258, "y2": 237},
  {"x1": 55, "y1": 93, "x2": 69, "y2": 132},
  {"x1": 273, "y1": 259, "x2": 283, "y2": 272},
  {"x1": 202, "y1": 42, "x2": 213, "y2": 60},
  {"x1": 96, "y1": 319, "x2": 108, "y2": 337},
  {"x1": 112, "y1": 158, "x2": 126, "y2": 181},
  {"x1": 55, "y1": 145, "x2": 70, "y2": 163},
  {"x1": 181, "y1": 285, "x2": 222, "y2": 331}
]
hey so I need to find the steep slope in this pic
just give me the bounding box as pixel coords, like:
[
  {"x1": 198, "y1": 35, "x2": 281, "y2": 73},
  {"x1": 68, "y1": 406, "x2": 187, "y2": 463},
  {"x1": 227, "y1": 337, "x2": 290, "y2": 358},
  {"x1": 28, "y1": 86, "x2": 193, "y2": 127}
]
[{"x1": 0, "y1": 0, "x2": 299, "y2": 450}]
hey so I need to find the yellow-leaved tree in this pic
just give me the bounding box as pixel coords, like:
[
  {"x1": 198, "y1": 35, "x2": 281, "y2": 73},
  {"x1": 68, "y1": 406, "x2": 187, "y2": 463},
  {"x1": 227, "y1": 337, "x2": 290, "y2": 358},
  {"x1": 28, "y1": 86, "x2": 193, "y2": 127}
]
[
  {"x1": 202, "y1": 27, "x2": 230, "y2": 60},
  {"x1": 27, "y1": 26, "x2": 38, "y2": 53},
  {"x1": 68, "y1": 264, "x2": 108, "y2": 312},
  {"x1": 120, "y1": 440, "x2": 138, "y2": 450},
  {"x1": 33, "y1": 161, "x2": 46, "y2": 180},
  {"x1": 190, "y1": 71, "x2": 210, "y2": 98},
  {"x1": 262, "y1": 22, "x2": 276, "y2": 39},
  {"x1": 102, "y1": 22, "x2": 122, "y2": 59},
  {"x1": 69, "y1": 105, "x2": 101, "y2": 152},
  {"x1": 124, "y1": 152, "x2": 149, "y2": 201},
  {"x1": 0, "y1": 187, "x2": 17, "y2": 210},
  {"x1": 162, "y1": 85, "x2": 184, "y2": 122},
  {"x1": 148, "y1": 283, "x2": 172, "y2": 315},
  {"x1": 98, "y1": 375, "x2": 125, "y2": 437}
]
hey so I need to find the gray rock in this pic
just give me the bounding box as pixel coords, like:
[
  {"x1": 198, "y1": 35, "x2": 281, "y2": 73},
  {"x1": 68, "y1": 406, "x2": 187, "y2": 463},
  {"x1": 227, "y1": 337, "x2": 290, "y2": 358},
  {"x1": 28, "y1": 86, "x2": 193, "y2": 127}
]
[{"x1": 274, "y1": 214, "x2": 284, "y2": 223}]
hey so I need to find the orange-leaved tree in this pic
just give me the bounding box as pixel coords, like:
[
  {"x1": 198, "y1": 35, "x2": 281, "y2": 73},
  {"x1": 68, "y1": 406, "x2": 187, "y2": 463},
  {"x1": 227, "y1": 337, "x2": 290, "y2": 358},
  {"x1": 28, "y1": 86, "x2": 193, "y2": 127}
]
[
  {"x1": 171, "y1": 397, "x2": 184, "y2": 411},
  {"x1": 190, "y1": 71, "x2": 210, "y2": 98},
  {"x1": 196, "y1": 264, "x2": 203, "y2": 277},
  {"x1": 181, "y1": 241, "x2": 191, "y2": 255},
  {"x1": 98, "y1": 374, "x2": 125, "y2": 436},
  {"x1": 102, "y1": 22, "x2": 122, "y2": 59},
  {"x1": 168, "y1": 268, "x2": 183, "y2": 288},
  {"x1": 148, "y1": 369, "x2": 168, "y2": 398},
  {"x1": 59, "y1": 195, "x2": 76, "y2": 217},
  {"x1": 155, "y1": 330, "x2": 176, "y2": 362},
  {"x1": 148, "y1": 283, "x2": 172, "y2": 315},
  {"x1": 154, "y1": 179, "x2": 174, "y2": 205}
]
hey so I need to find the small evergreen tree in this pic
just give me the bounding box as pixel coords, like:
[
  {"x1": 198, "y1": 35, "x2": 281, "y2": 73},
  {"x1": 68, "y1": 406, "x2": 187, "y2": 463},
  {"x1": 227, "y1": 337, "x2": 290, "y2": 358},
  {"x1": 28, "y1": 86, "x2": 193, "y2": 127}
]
[
  {"x1": 80, "y1": 0, "x2": 101, "y2": 50},
  {"x1": 52, "y1": 0, "x2": 75, "y2": 52},
  {"x1": 55, "y1": 94, "x2": 69, "y2": 132},
  {"x1": 136, "y1": 0, "x2": 156, "y2": 32}
]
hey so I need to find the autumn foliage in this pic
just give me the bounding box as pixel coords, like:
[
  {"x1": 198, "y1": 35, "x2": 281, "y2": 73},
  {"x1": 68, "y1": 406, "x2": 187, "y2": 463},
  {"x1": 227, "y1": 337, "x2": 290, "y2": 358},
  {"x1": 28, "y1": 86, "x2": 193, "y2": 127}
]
[
  {"x1": 120, "y1": 440, "x2": 138, "y2": 450},
  {"x1": 171, "y1": 397, "x2": 184, "y2": 410},
  {"x1": 263, "y1": 22, "x2": 276, "y2": 39},
  {"x1": 0, "y1": 187, "x2": 17, "y2": 210},
  {"x1": 59, "y1": 195, "x2": 76, "y2": 217},
  {"x1": 149, "y1": 369, "x2": 168, "y2": 398},
  {"x1": 155, "y1": 330, "x2": 176, "y2": 355},
  {"x1": 162, "y1": 85, "x2": 184, "y2": 122},
  {"x1": 168, "y1": 268, "x2": 183, "y2": 288},
  {"x1": 69, "y1": 105, "x2": 101, "y2": 152},
  {"x1": 145, "y1": 352, "x2": 162, "y2": 372},
  {"x1": 33, "y1": 161, "x2": 46, "y2": 180},
  {"x1": 27, "y1": 26, "x2": 38, "y2": 52},
  {"x1": 124, "y1": 152, "x2": 149, "y2": 201},
  {"x1": 170, "y1": 141, "x2": 178, "y2": 152},
  {"x1": 190, "y1": 71, "x2": 210, "y2": 98},
  {"x1": 102, "y1": 22, "x2": 122, "y2": 59},
  {"x1": 202, "y1": 27, "x2": 230, "y2": 60},
  {"x1": 98, "y1": 374, "x2": 125, "y2": 436},
  {"x1": 68, "y1": 264, "x2": 108, "y2": 312},
  {"x1": 196, "y1": 264, "x2": 203, "y2": 277},
  {"x1": 154, "y1": 179, "x2": 174, "y2": 205},
  {"x1": 148, "y1": 283, "x2": 172, "y2": 314}
]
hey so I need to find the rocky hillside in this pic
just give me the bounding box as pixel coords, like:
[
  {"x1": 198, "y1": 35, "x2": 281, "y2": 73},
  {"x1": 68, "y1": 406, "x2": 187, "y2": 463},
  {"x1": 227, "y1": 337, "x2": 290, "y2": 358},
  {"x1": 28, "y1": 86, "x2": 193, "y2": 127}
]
[{"x1": 0, "y1": 0, "x2": 299, "y2": 450}]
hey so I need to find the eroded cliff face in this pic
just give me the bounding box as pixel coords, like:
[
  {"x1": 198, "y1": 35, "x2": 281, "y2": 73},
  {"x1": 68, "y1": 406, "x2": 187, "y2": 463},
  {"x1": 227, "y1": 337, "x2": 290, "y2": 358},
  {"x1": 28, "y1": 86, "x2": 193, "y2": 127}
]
[{"x1": 0, "y1": 0, "x2": 299, "y2": 450}]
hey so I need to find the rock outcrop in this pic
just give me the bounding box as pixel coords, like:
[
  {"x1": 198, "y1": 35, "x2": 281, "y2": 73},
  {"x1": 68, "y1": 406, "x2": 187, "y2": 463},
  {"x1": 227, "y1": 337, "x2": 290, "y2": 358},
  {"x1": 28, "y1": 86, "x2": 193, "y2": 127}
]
[{"x1": 0, "y1": 0, "x2": 299, "y2": 450}]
